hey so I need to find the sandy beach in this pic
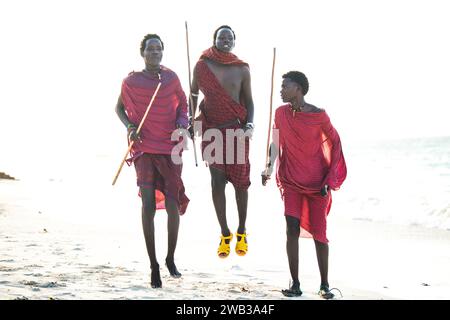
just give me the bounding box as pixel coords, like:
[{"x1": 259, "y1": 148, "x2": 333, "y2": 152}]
[
  {"x1": 1, "y1": 159, "x2": 449, "y2": 300},
  {"x1": 2, "y1": 0, "x2": 450, "y2": 305}
]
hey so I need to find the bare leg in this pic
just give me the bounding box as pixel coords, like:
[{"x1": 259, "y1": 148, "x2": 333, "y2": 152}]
[
  {"x1": 209, "y1": 167, "x2": 230, "y2": 238},
  {"x1": 314, "y1": 240, "x2": 329, "y2": 287},
  {"x1": 234, "y1": 187, "x2": 248, "y2": 237},
  {"x1": 165, "y1": 196, "x2": 181, "y2": 278},
  {"x1": 314, "y1": 239, "x2": 334, "y2": 298},
  {"x1": 281, "y1": 215, "x2": 302, "y2": 296},
  {"x1": 140, "y1": 187, "x2": 161, "y2": 288}
]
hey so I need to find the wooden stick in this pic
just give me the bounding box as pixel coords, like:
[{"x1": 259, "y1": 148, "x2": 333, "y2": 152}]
[
  {"x1": 185, "y1": 21, "x2": 199, "y2": 167},
  {"x1": 112, "y1": 75, "x2": 162, "y2": 186},
  {"x1": 264, "y1": 48, "x2": 276, "y2": 176}
]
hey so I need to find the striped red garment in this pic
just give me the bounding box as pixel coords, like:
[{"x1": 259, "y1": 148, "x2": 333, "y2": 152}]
[
  {"x1": 274, "y1": 105, "x2": 347, "y2": 242},
  {"x1": 194, "y1": 55, "x2": 250, "y2": 190},
  {"x1": 121, "y1": 66, "x2": 188, "y2": 156},
  {"x1": 199, "y1": 46, "x2": 248, "y2": 66}
]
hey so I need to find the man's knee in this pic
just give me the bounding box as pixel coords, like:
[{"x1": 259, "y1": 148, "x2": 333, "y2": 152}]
[
  {"x1": 211, "y1": 175, "x2": 226, "y2": 190},
  {"x1": 286, "y1": 216, "x2": 300, "y2": 238},
  {"x1": 286, "y1": 227, "x2": 300, "y2": 239},
  {"x1": 165, "y1": 197, "x2": 179, "y2": 216},
  {"x1": 234, "y1": 186, "x2": 248, "y2": 195},
  {"x1": 142, "y1": 200, "x2": 156, "y2": 214},
  {"x1": 140, "y1": 188, "x2": 156, "y2": 213}
]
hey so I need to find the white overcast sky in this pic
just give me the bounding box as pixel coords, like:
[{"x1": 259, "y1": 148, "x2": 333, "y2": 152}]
[{"x1": 1, "y1": 0, "x2": 449, "y2": 162}]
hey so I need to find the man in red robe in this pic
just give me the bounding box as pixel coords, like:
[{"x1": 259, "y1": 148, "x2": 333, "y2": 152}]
[
  {"x1": 190, "y1": 25, "x2": 255, "y2": 258},
  {"x1": 262, "y1": 71, "x2": 347, "y2": 299},
  {"x1": 115, "y1": 34, "x2": 189, "y2": 288}
]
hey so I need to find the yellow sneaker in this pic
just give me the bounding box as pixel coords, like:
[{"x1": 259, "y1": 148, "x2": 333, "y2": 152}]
[
  {"x1": 235, "y1": 232, "x2": 248, "y2": 256},
  {"x1": 217, "y1": 234, "x2": 233, "y2": 258}
]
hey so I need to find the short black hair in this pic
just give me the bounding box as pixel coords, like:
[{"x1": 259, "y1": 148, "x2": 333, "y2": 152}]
[
  {"x1": 213, "y1": 25, "x2": 236, "y2": 44},
  {"x1": 282, "y1": 71, "x2": 309, "y2": 95},
  {"x1": 140, "y1": 34, "x2": 164, "y2": 56}
]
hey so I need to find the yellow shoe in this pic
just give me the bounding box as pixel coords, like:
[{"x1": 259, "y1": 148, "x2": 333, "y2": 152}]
[
  {"x1": 235, "y1": 232, "x2": 248, "y2": 256},
  {"x1": 217, "y1": 234, "x2": 233, "y2": 258}
]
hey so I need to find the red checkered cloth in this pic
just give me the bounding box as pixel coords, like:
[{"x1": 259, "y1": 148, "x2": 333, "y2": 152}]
[
  {"x1": 194, "y1": 48, "x2": 250, "y2": 189},
  {"x1": 134, "y1": 153, "x2": 189, "y2": 215}
]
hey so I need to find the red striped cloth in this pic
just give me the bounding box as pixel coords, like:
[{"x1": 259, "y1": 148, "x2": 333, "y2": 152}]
[
  {"x1": 194, "y1": 51, "x2": 250, "y2": 189},
  {"x1": 274, "y1": 105, "x2": 347, "y2": 243},
  {"x1": 121, "y1": 66, "x2": 189, "y2": 212},
  {"x1": 199, "y1": 46, "x2": 248, "y2": 66},
  {"x1": 134, "y1": 154, "x2": 189, "y2": 215},
  {"x1": 121, "y1": 66, "x2": 188, "y2": 155}
]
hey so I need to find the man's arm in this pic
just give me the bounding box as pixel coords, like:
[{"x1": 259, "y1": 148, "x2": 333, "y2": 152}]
[
  {"x1": 241, "y1": 66, "x2": 254, "y2": 125},
  {"x1": 175, "y1": 78, "x2": 189, "y2": 129},
  {"x1": 320, "y1": 117, "x2": 346, "y2": 194},
  {"x1": 261, "y1": 142, "x2": 279, "y2": 186},
  {"x1": 262, "y1": 110, "x2": 280, "y2": 186},
  {"x1": 115, "y1": 94, "x2": 132, "y2": 128},
  {"x1": 115, "y1": 94, "x2": 140, "y2": 142},
  {"x1": 189, "y1": 64, "x2": 200, "y2": 120}
]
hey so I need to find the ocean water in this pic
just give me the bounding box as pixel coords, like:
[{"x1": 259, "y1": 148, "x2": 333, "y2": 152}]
[
  {"x1": 2, "y1": 136, "x2": 449, "y2": 232},
  {"x1": 338, "y1": 136, "x2": 450, "y2": 230}
]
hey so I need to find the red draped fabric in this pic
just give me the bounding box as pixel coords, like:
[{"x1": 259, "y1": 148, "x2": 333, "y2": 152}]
[
  {"x1": 194, "y1": 48, "x2": 251, "y2": 189},
  {"x1": 274, "y1": 105, "x2": 347, "y2": 242},
  {"x1": 121, "y1": 66, "x2": 188, "y2": 155},
  {"x1": 134, "y1": 154, "x2": 189, "y2": 215},
  {"x1": 199, "y1": 46, "x2": 248, "y2": 67},
  {"x1": 121, "y1": 66, "x2": 189, "y2": 213}
]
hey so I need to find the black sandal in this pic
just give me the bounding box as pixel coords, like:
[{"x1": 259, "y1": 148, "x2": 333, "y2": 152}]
[
  {"x1": 318, "y1": 284, "x2": 342, "y2": 299},
  {"x1": 282, "y1": 281, "x2": 302, "y2": 297}
]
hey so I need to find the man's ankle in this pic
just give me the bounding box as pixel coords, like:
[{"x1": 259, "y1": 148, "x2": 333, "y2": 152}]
[{"x1": 151, "y1": 263, "x2": 159, "y2": 270}]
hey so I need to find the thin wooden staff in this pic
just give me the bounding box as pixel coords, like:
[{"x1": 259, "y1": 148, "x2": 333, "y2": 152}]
[
  {"x1": 112, "y1": 74, "x2": 162, "y2": 186},
  {"x1": 185, "y1": 21, "x2": 199, "y2": 167},
  {"x1": 264, "y1": 48, "x2": 276, "y2": 176}
]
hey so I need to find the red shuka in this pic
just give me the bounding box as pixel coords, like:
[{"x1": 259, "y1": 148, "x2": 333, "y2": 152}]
[
  {"x1": 274, "y1": 105, "x2": 347, "y2": 243},
  {"x1": 194, "y1": 47, "x2": 251, "y2": 189},
  {"x1": 121, "y1": 66, "x2": 188, "y2": 155},
  {"x1": 121, "y1": 66, "x2": 189, "y2": 213}
]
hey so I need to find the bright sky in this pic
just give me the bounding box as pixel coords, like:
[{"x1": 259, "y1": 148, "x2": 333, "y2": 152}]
[{"x1": 1, "y1": 0, "x2": 450, "y2": 168}]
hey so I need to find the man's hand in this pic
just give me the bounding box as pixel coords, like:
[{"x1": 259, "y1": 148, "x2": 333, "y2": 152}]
[
  {"x1": 127, "y1": 124, "x2": 141, "y2": 143},
  {"x1": 186, "y1": 117, "x2": 195, "y2": 140},
  {"x1": 187, "y1": 124, "x2": 195, "y2": 140},
  {"x1": 320, "y1": 185, "x2": 329, "y2": 197},
  {"x1": 244, "y1": 122, "x2": 254, "y2": 139},
  {"x1": 175, "y1": 123, "x2": 191, "y2": 140},
  {"x1": 261, "y1": 164, "x2": 272, "y2": 186},
  {"x1": 261, "y1": 172, "x2": 271, "y2": 186}
]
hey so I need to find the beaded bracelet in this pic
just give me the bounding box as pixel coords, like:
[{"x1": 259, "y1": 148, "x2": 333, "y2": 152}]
[{"x1": 245, "y1": 122, "x2": 255, "y2": 129}]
